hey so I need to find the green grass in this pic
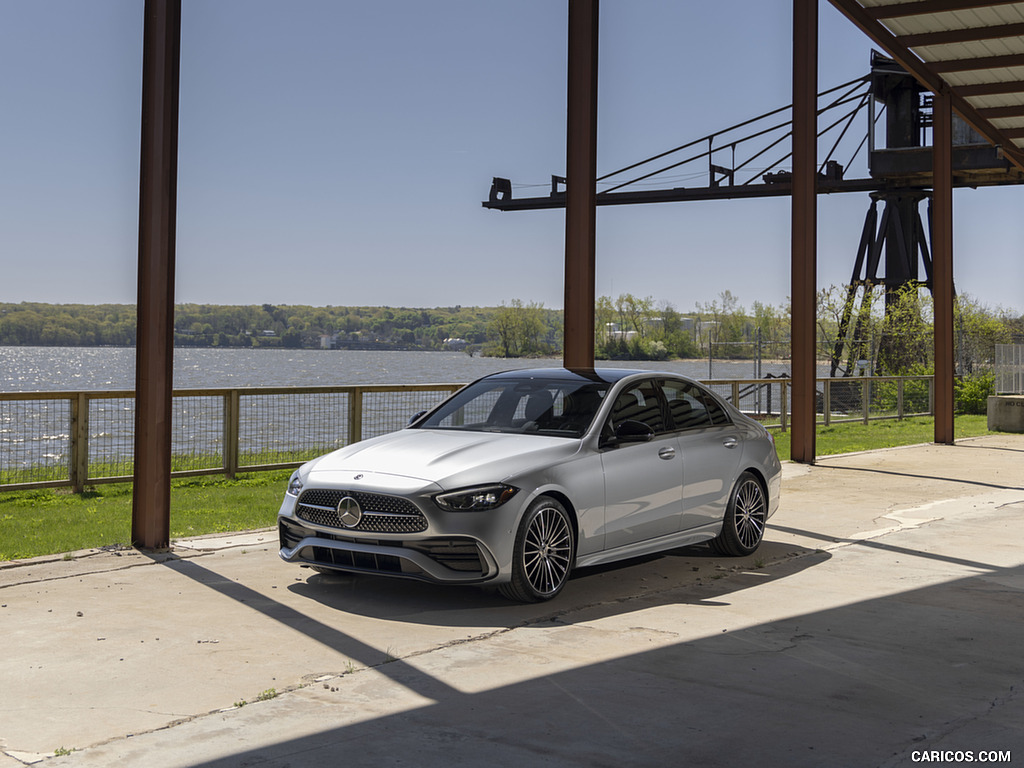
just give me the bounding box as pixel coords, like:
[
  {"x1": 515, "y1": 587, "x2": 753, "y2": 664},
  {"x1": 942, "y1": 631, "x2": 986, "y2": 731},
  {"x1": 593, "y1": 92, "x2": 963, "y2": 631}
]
[
  {"x1": 770, "y1": 414, "x2": 990, "y2": 461},
  {"x1": 0, "y1": 416, "x2": 997, "y2": 561},
  {"x1": 0, "y1": 470, "x2": 291, "y2": 562}
]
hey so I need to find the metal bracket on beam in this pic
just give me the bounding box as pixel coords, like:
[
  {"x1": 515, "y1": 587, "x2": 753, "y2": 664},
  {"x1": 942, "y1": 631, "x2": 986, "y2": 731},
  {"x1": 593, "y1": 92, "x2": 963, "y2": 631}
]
[{"x1": 488, "y1": 177, "x2": 512, "y2": 204}]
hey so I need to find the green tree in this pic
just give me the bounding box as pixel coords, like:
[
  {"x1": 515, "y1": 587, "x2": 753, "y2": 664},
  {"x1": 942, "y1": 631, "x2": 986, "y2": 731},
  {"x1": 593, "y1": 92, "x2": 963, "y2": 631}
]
[
  {"x1": 486, "y1": 300, "x2": 546, "y2": 357},
  {"x1": 616, "y1": 294, "x2": 654, "y2": 339},
  {"x1": 696, "y1": 290, "x2": 747, "y2": 357},
  {"x1": 660, "y1": 302, "x2": 700, "y2": 359},
  {"x1": 818, "y1": 284, "x2": 880, "y2": 375},
  {"x1": 877, "y1": 284, "x2": 932, "y2": 375},
  {"x1": 954, "y1": 294, "x2": 1012, "y2": 374}
]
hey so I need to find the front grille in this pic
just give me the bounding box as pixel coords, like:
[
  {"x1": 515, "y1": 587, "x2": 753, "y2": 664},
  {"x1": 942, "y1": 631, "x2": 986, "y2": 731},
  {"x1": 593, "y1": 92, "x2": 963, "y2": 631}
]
[
  {"x1": 296, "y1": 488, "x2": 428, "y2": 533},
  {"x1": 309, "y1": 546, "x2": 405, "y2": 574}
]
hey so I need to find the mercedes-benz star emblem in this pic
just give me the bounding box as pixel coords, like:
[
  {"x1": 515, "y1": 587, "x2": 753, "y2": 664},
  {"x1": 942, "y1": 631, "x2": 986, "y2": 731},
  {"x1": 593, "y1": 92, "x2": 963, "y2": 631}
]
[{"x1": 336, "y1": 496, "x2": 363, "y2": 528}]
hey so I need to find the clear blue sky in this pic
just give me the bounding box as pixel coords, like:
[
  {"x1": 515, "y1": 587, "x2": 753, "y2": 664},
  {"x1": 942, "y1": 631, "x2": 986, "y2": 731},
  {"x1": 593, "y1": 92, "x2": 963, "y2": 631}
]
[{"x1": 2, "y1": 1, "x2": 1021, "y2": 314}]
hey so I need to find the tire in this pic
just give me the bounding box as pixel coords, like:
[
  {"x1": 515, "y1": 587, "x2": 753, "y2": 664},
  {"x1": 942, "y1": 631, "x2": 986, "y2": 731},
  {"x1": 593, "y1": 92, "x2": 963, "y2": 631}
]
[
  {"x1": 711, "y1": 471, "x2": 767, "y2": 557},
  {"x1": 499, "y1": 496, "x2": 575, "y2": 603}
]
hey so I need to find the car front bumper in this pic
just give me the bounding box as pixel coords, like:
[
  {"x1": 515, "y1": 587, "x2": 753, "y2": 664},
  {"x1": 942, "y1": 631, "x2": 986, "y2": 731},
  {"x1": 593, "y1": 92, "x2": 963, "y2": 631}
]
[{"x1": 277, "y1": 479, "x2": 524, "y2": 584}]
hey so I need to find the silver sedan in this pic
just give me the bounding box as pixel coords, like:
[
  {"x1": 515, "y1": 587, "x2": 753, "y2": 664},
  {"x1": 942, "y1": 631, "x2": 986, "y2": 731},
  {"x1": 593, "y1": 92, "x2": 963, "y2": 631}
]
[{"x1": 278, "y1": 368, "x2": 781, "y2": 602}]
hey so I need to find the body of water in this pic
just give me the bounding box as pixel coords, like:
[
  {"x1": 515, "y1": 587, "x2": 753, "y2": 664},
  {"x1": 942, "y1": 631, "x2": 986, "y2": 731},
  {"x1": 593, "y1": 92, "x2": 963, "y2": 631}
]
[
  {"x1": 0, "y1": 347, "x2": 791, "y2": 392},
  {"x1": 1, "y1": 349, "x2": 794, "y2": 479}
]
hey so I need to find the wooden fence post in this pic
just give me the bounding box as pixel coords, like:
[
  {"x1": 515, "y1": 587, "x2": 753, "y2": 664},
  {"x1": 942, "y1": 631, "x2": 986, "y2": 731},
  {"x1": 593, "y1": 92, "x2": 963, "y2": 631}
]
[
  {"x1": 780, "y1": 381, "x2": 789, "y2": 432},
  {"x1": 863, "y1": 379, "x2": 871, "y2": 424},
  {"x1": 223, "y1": 390, "x2": 239, "y2": 479},
  {"x1": 348, "y1": 388, "x2": 363, "y2": 445},
  {"x1": 70, "y1": 393, "x2": 89, "y2": 493}
]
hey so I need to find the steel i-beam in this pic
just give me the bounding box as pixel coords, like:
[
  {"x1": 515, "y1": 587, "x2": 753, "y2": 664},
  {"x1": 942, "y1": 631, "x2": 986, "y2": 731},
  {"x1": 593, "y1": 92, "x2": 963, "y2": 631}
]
[
  {"x1": 791, "y1": 0, "x2": 818, "y2": 463},
  {"x1": 563, "y1": 0, "x2": 599, "y2": 370},
  {"x1": 132, "y1": 0, "x2": 181, "y2": 550},
  {"x1": 932, "y1": 91, "x2": 955, "y2": 445}
]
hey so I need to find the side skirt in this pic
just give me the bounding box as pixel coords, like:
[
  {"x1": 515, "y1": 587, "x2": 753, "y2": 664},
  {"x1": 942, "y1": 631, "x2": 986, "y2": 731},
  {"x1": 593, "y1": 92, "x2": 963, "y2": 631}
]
[{"x1": 575, "y1": 522, "x2": 722, "y2": 570}]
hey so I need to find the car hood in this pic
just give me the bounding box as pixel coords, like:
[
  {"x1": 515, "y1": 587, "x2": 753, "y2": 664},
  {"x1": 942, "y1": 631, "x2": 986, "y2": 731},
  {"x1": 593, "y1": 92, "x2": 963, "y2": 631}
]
[{"x1": 304, "y1": 428, "x2": 582, "y2": 488}]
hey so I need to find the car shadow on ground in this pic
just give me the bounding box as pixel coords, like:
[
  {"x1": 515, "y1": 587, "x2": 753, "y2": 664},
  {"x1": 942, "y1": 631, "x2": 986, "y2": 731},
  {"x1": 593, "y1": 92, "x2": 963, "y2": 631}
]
[{"x1": 282, "y1": 538, "x2": 827, "y2": 628}]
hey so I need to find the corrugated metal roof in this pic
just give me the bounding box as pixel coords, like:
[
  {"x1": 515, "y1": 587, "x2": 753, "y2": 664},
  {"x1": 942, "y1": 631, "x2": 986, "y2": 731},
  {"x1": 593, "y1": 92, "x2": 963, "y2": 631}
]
[{"x1": 829, "y1": 0, "x2": 1024, "y2": 171}]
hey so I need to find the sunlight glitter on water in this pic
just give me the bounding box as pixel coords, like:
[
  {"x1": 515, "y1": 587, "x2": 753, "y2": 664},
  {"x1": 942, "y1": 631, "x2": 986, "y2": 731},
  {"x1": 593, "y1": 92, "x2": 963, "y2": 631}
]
[{"x1": 0, "y1": 347, "x2": 789, "y2": 392}]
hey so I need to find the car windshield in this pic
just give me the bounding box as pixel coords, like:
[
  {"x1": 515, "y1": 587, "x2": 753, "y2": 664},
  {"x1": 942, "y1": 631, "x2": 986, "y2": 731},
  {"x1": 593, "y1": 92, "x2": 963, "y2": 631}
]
[{"x1": 417, "y1": 376, "x2": 610, "y2": 438}]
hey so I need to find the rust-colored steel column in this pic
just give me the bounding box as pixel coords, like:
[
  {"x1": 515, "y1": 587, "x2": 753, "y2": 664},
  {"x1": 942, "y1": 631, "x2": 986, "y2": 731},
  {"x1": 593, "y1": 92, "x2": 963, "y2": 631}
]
[
  {"x1": 563, "y1": 0, "x2": 599, "y2": 370},
  {"x1": 132, "y1": 0, "x2": 181, "y2": 550},
  {"x1": 790, "y1": 0, "x2": 818, "y2": 463},
  {"x1": 932, "y1": 91, "x2": 955, "y2": 445}
]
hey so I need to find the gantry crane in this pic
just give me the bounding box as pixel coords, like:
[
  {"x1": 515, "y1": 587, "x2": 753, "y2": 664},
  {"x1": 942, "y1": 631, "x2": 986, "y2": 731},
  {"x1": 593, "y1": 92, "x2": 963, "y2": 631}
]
[{"x1": 484, "y1": 53, "x2": 1023, "y2": 376}]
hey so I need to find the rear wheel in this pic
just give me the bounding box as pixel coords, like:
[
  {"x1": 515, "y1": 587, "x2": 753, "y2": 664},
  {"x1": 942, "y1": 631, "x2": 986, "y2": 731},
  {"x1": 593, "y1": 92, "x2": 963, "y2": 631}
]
[
  {"x1": 711, "y1": 471, "x2": 767, "y2": 557},
  {"x1": 499, "y1": 496, "x2": 575, "y2": 603}
]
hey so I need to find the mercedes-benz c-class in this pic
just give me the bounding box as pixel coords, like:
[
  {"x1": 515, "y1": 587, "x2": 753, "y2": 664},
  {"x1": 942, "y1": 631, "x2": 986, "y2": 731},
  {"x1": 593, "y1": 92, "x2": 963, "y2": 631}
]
[{"x1": 278, "y1": 368, "x2": 781, "y2": 602}]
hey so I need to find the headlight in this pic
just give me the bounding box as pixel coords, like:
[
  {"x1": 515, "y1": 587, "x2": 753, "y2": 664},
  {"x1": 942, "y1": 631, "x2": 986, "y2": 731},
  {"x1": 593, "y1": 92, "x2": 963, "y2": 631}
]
[
  {"x1": 434, "y1": 484, "x2": 518, "y2": 512},
  {"x1": 286, "y1": 471, "x2": 304, "y2": 497}
]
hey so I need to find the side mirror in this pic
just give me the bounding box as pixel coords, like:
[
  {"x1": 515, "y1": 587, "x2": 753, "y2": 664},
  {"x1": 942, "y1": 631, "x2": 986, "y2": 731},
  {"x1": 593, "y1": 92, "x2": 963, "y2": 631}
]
[
  {"x1": 408, "y1": 411, "x2": 427, "y2": 426},
  {"x1": 614, "y1": 419, "x2": 655, "y2": 443}
]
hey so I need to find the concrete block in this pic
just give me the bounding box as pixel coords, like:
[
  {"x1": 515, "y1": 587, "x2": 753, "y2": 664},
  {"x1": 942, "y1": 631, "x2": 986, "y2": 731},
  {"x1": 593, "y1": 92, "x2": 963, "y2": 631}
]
[{"x1": 988, "y1": 395, "x2": 1024, "y2": 433}]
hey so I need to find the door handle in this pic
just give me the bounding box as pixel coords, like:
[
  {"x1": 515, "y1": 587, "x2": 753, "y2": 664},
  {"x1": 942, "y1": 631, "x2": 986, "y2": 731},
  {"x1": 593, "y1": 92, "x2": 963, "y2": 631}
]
[
  {"x1": 658, "y1": 446, "x2": 676, "y2": 460},
  {"x1": 723, "y1": 437, "x2": 739, "y2": 449}
]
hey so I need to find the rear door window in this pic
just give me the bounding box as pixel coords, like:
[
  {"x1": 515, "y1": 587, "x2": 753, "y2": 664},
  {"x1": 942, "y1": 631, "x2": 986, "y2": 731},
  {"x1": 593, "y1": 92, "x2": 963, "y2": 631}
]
[{"x1": 661, "y1": 379, "x2": 730, "y2": 430}]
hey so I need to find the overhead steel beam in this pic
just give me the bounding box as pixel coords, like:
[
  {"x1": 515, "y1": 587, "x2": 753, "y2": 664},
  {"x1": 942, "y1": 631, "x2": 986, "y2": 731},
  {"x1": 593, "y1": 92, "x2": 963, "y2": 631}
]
[
  {"x1": 865, "y1": 0, "x2": 1022, "y2": 19},
  {"x1": 930, "y1": 53, "x2": 1024, "y2": 73},
  {"x1": 898, "y1": 21, "x2": 1024, "y2": 47},
  {"x1": 977, "y1": 105, "x2": 1024, "y2": 119},
  {"x1": 956, "y1": 80, "x2": 1024, "y2": 97},
  {"x1": 563, "y1": 0, "x2": 599, "y2": 370},
  {"x1": 932, "y1": 91, "x2": 955, "y2": 445},
  {"x1": 484, "y1": 177, "x2": 890, "y2": 211},
  {"x1": 132, "y1": 0, "x2": 181, "y2": 550},
  {"x1": 791, "y1": 0, "x2": 818, "y2": 464},
  {"x1": 483, "y1": 164, "x2": 1021, "y2": 212}
]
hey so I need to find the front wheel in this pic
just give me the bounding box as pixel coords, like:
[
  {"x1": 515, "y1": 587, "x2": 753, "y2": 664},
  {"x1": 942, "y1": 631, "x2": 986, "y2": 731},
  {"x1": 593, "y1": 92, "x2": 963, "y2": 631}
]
[
  {"x1": 711, "y1": 471, "x2": 767, "y2": 557},
  {"x1": 499, "y1": 496, "x2": 575, "y2": 603}
]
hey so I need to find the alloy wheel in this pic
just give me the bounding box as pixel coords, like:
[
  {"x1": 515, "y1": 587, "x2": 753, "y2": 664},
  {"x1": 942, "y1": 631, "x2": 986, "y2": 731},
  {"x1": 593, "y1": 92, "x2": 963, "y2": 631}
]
[
  {"x1": 521, "y1": 504, "x2": 573, "y2": 597},
  {"x1": 733, "y1": 478, "x2": 767, "y2": 550}
]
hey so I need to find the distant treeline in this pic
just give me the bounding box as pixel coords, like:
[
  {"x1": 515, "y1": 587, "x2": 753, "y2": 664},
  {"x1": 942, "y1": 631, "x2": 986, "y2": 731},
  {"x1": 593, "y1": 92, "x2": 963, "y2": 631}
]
[
  {"x1": 8, "y1": 292, "x2": 1015, "y2": 367},
  {"x1": 0, "y1": 296, "x2": 763, "y2": 361},
  {"x1": 0, "y1": 302, "x2": 559, "y2": 354}
]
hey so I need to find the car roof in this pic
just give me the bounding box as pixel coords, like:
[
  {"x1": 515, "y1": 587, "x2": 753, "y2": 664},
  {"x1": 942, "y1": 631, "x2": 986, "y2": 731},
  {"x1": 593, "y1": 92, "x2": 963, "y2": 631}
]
[{"x1": 482, "y1": 367, "x2": 678, "y2": 385}]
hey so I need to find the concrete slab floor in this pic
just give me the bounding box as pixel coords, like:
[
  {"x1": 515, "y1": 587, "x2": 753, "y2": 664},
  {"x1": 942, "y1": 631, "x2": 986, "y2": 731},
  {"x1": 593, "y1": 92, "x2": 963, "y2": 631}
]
[{"x1": 1, "y1": 435, "x2": 1022, "y2": 767}]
